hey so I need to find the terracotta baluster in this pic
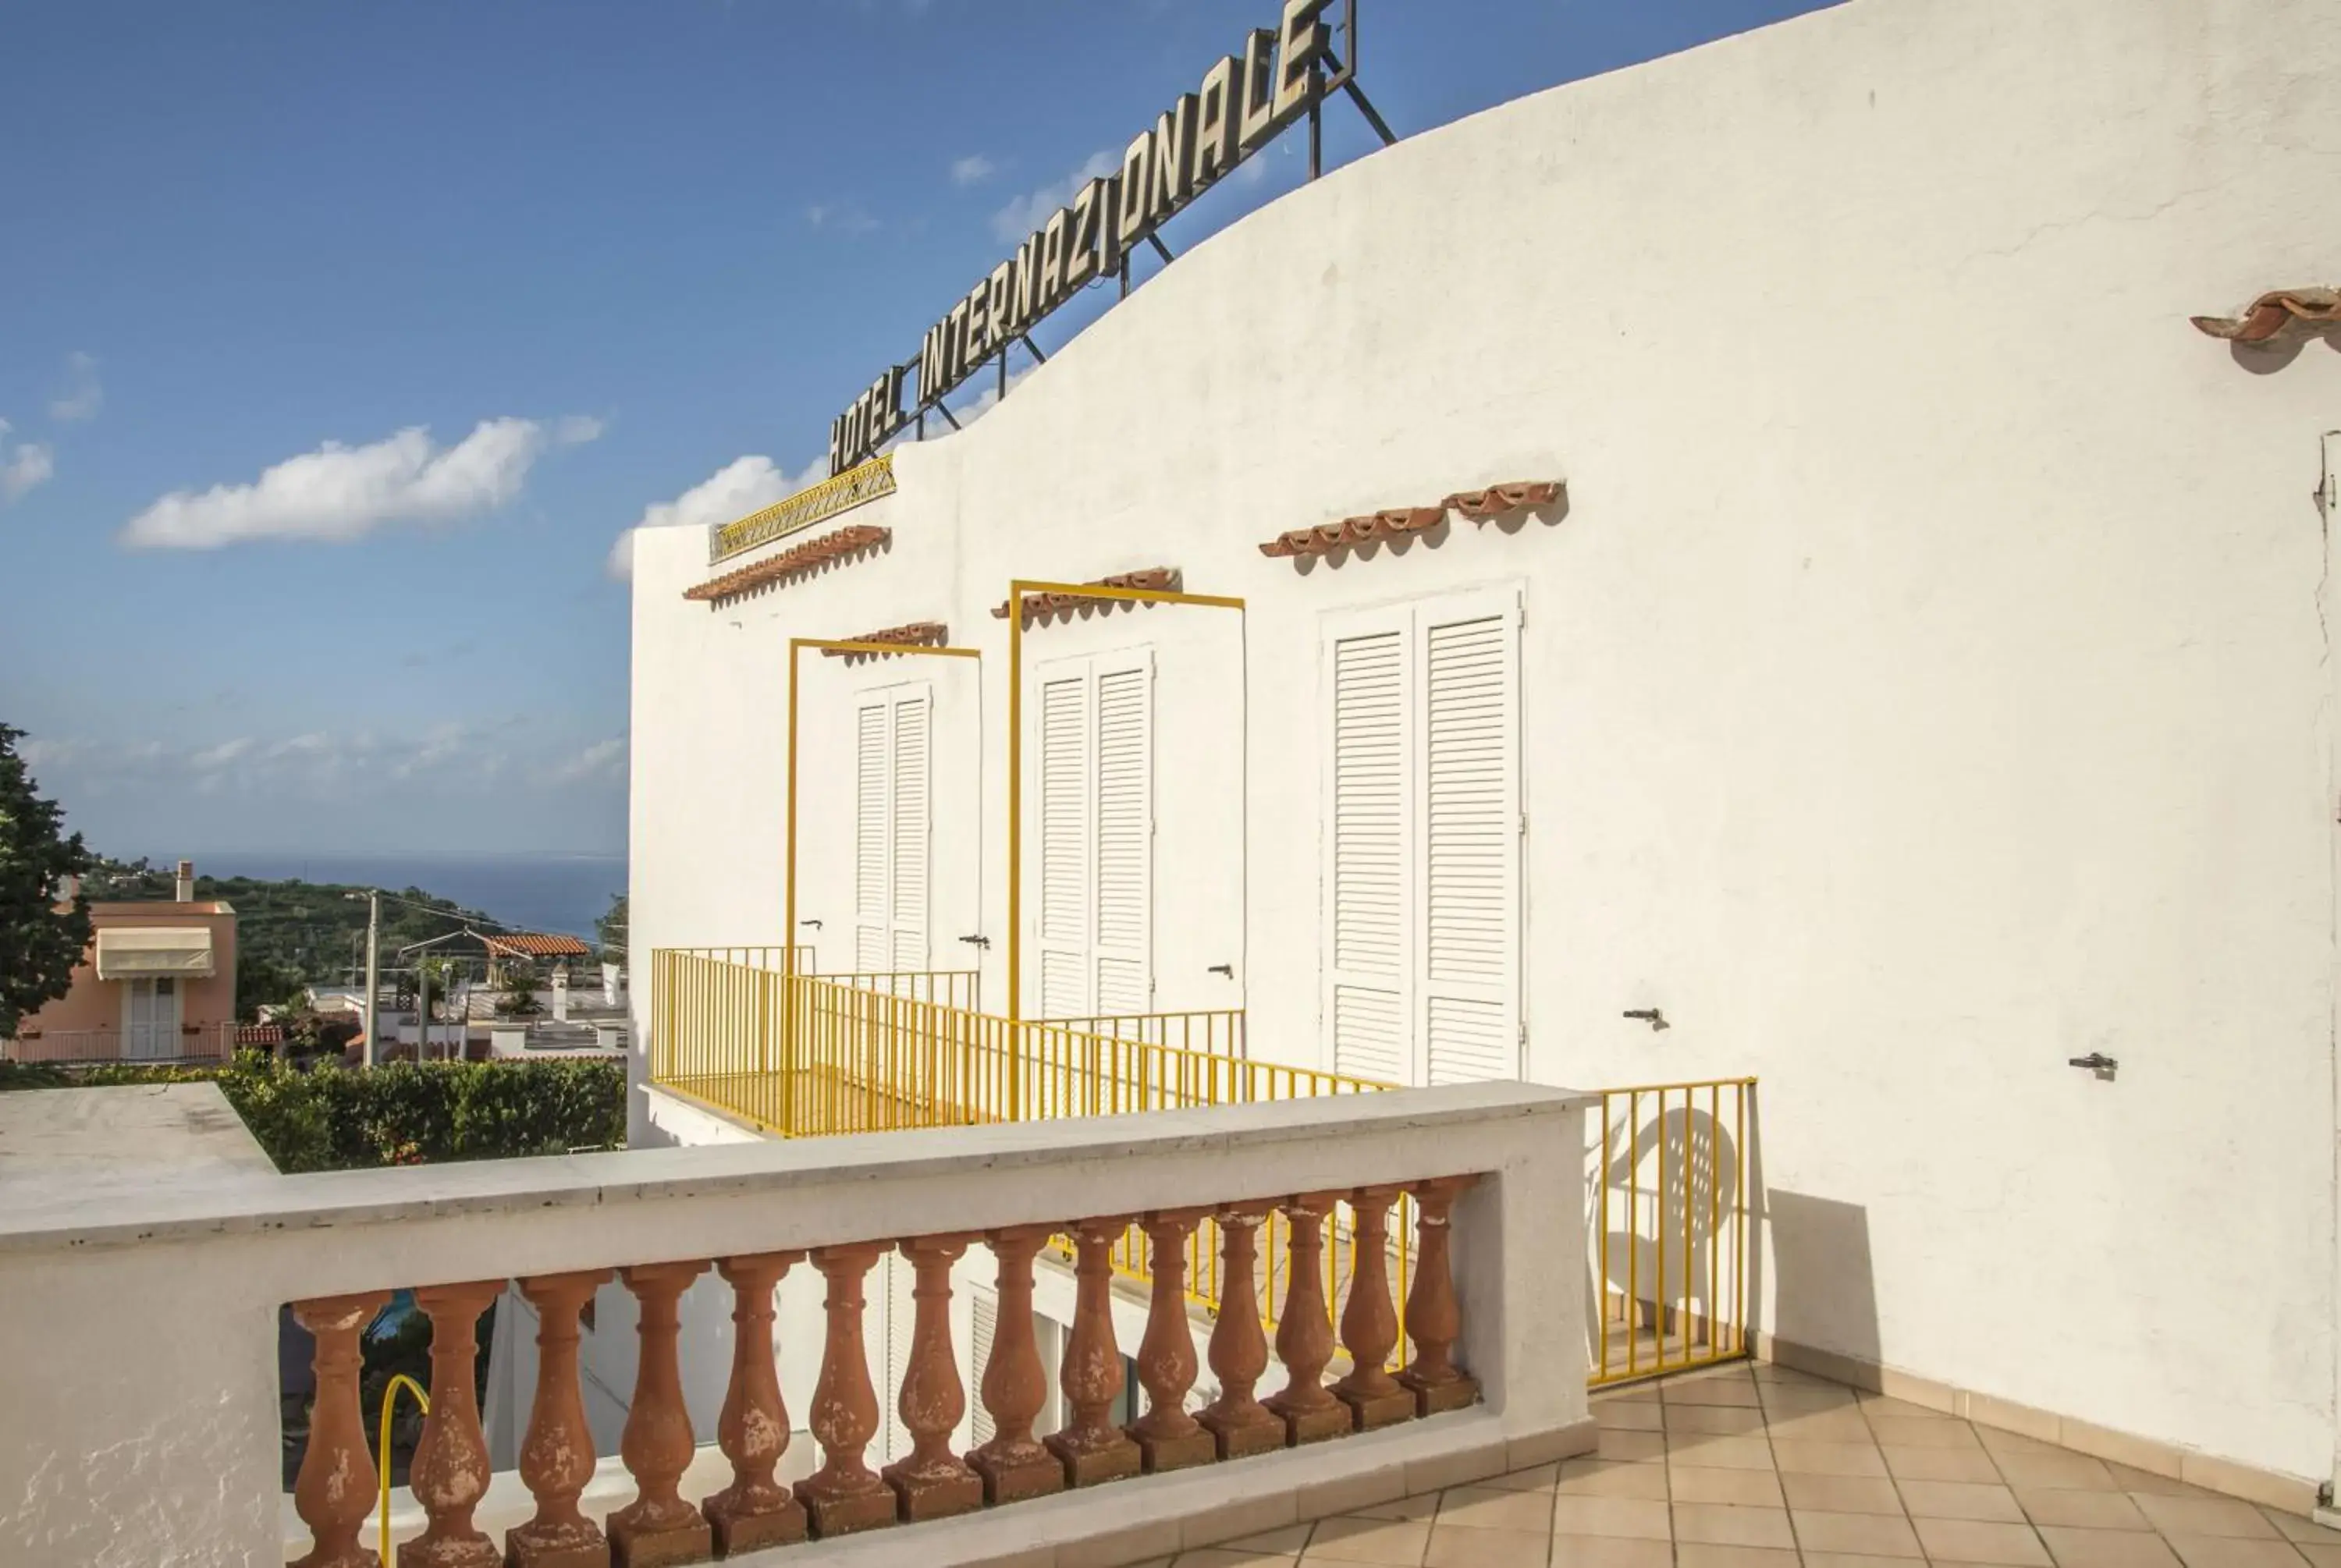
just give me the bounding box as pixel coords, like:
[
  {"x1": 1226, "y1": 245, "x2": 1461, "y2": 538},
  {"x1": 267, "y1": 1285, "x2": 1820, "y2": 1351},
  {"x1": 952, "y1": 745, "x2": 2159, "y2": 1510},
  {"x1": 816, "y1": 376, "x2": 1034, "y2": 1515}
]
[
  {"x1": 400, "y1": 1280, "x2": 504, "y2": 1568},
  {"x1": 1195, "y1": 1208, "x2": 1284, "y2": 1459},
  {"x1": 608, "y1": 1261, "x2": 712, "y2": 1568},
  {"x1": 792, "y1": 1243, "x2": 896, "y2": 1538},
  {"x1": 506, "y1": 1270, "x2": 614, "y2": 1568},
  {"x1": 705, "y1": 1253, "x2": 806, "y2": 1556},
  {"x1": 291, "y1": 1291, "x2": 393, "y2": 1568},
  {"x1": 1126, "y1": 1208, "x2": 1216, "y2": 1474},
  {"x1": 882, "y1": 1233, "x2": 984, "y2": 1521},
  {"x1": 1045, "y1": 1216, "x2": 1142, "y2": 1486},
  {"x1": 1397, "y1": 1176, "x2": 1482, "y2": 1415},
  {"x1": 1330, "y1": 1186, "x2": 1414, "y2": 1430},
  {"x1": 1263, "y1": 1193, "x2": 1352, "y2": 1443},
  {"x1": 966, "y1": 1224, "x2": 1067, "y2": 1504}
]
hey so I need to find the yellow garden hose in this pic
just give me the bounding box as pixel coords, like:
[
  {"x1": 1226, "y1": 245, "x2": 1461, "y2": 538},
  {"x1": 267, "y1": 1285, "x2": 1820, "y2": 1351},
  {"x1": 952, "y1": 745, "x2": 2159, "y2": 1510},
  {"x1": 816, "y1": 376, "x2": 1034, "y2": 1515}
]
[{"x1": 377, "y1": 1373, "x2": 430, "y2": 1563}]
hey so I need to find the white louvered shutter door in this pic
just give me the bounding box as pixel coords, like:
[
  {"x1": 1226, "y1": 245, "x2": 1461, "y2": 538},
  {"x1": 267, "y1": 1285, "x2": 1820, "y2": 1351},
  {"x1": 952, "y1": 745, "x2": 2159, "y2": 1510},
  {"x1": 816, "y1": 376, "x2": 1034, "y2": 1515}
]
[
  {"x1": 889, "y1": 690, "x2": 932, "y2": 972},
  {"x1": 880, "y1": 1250, "x2": 915, "y2": 1461},
  {"x1": 1323, "y1": 609, "x2": 1415, "y2": 1084},
  {"x1": 854, "y1": 700, "x2": 891, "y2": 973},
  {"x1": 1091, "y1": 651, "x2": 1153, "y2": 1015},
  {"x1": 968, "y1": 1282, "x2": 998, "y2": 1446},
  {"x1": 1036, "y1": 663, "x2": 1092, "y2": 1018},
  {"x1": 1420, "y1": 596, "x2": 1521, "y2": 1084}
]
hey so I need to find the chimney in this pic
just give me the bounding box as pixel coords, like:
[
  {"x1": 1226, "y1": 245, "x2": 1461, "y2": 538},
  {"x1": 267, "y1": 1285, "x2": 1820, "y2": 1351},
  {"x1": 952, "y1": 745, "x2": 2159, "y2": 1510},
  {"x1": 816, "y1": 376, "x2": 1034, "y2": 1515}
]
[
  {"x1": 56, "y1": 874, "x2": 80, "y2": 906},
  {"x1": 176, "y1": 860, "x2": 195, "y2": 903}
]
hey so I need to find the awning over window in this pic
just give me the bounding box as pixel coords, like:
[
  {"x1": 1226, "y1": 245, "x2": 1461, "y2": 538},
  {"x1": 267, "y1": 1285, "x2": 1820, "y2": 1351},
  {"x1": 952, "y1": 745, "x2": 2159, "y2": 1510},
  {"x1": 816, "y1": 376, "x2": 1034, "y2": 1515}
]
[{"x1": 94, "y1": 927, "x2": 215, "y2": 980}]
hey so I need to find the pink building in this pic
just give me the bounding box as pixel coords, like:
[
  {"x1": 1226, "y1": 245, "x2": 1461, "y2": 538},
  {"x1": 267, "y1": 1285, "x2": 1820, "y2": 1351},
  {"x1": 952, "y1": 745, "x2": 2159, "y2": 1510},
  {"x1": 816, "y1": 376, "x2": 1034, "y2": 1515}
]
[{"x1": 6, "y1": 860, "x2": 241, "y2": 1065}]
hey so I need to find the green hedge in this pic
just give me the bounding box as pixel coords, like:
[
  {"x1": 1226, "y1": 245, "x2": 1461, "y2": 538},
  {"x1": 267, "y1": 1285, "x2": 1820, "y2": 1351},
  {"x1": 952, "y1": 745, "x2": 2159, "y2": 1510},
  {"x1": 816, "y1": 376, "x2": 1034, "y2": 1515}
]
[{"x1": 0, "y1": 1055, "x2": 626, "y2": 1172}]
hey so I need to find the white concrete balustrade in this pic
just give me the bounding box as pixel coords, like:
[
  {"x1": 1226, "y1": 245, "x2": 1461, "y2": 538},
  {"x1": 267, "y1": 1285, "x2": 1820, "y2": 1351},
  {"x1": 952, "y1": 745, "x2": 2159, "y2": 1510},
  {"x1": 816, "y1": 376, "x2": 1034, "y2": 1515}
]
[{"x1": 0, "y1": 1081, "x2": 1596, "y2": 1568}]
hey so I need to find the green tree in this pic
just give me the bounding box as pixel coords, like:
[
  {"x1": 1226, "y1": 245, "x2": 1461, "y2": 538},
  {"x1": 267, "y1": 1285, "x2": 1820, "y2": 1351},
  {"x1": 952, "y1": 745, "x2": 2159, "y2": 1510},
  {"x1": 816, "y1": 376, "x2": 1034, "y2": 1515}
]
[
  {"x1": 236, "y1": 948, "x2": 309, "y2": 1023},
  {"x1": 0, "y1": 725, "x2": 94, "y2": 1037},
  {"x1": 595, "y1": 892, "x2": 626, "y2": 966}
]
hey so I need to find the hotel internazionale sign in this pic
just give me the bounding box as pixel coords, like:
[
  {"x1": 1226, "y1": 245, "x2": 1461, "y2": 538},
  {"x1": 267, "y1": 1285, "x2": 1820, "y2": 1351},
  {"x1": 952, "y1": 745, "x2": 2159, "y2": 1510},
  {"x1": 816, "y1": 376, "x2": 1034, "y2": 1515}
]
[{"x1": 826, "y1": 1, "x2": 1359, "y2": 478}]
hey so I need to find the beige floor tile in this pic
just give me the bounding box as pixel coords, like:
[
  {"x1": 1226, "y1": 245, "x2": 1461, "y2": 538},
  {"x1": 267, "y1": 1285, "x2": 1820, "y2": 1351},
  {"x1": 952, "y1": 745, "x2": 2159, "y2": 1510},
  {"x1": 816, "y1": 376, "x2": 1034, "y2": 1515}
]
[
  {"x1": 1869, "y1": 1415, "x2": 1984, "y2": 1450},
  {"x1": 1437, "y1": 1487, "x2": 1556, "y2": 1534},
  {"x1": 2037, "y1": 1527, "x2": 2186, "y2": 1568},
  {"x1": 1550, "y1": 1495, "x2": 1673, "y2": 1541},
  {"x1": 1546, "y1": 1534, "x2": 1675, "y2": 1568},
  {"x1": 2018, "y1": 1490, "x2": 2152, "y2": 1530},
  {"x1": 1596, "y1": 1429, "x2": 1668, "y2": 1463},
  {"x1": 1177, "y1": 1552, "x2": 1296, "y2": 1566},
  {"x1": 2295, "y1": 1547, "x2": 2341, "y2": 1568},
  {"x1": 1672, "y1": 1465, "x2": 1788, "y2": 1507},
  {"x1": 1347, "y1": 1495, "x2": 1440, "y2": 1523},
  {"x1": 1809, "y1": 1557, "x2": 1943, "y2": 1568},
  {"x1": 1795, "y1": 1509, "x2": 1927, "y2": 1558},
  {"x1": 1766, "y1": 1407, "x2": 1879, "y2": 1443},
  {"x1": 1302, "y1": 1515, "x2": 1433, "y2": 1565},
  {"x1": 1663, "y1": 1435, "x2": 1778, "y2": 1472},
  {"x1": 1424, "y1": 1525, "x2": 1550, "y2": 1568},
  {"x1": 1860, "y1": 1396, "x2": 1957, "y2": 1421},
  {"x1": 2162, "y1": 1539, "x2": 2311, "y2": 1568},
  {"x1": 1223, "y1": 1524, "x2": 1315, "y2": 1554},
  {"x1": 1980, "y1": 1428, "x2": 2067, "y2": 1460},
  {"x1": 2266, "y1": 1512, "x2": 2341, "y2": 1546},
  {"x1": 1673, "y1": 1545, "x2": 1801, "y2": 1568},
  {"x1": 1881, "y1": 1446, "x2": 2002, "y2": 1485},
  {"x1": 2132, "y1": 1496, "x2": 2283, "y2": 1541},
  {"x1": 1674, "y1": 1503, "x2": 1797, "y2": 1548},
  {"x1": 1594, "y1": 1383, "x2": 1661, "y2": 1403},
  {"x1": 1780, "y1": 1472, "x2": 1904, "y2": 1516},
  {"x1": 1665, "y1": 1403, "x2": 1770, "y2": 1436},
  {"x1": 1773, "y1": 1439, "x2": 1890, "y2": 1478},
  {"x1": 1666, "y1": 1377, "x2": 1766, "y2": 1409},
  {"x1": 1558, "y1": 1460, "x2": 1671, "y2": 1500},
  {"x1": 1899, "y1": 1481, "x2": 2027, "y2": 1522},
  {"x1": 1598, "y1": 1401, "x2": 1664, "y2": 1432},
  {"x1": 1995, "y1": 1452, "x2": 2119, "y2": 1491},
  {"x1": 1912, "y1": 1518, "x2": 2052, "y2": 1566},
  {"x1": 1486, "y1": 1465, "x2": 1559, "y2": 1493},
  {"x1": 2105, "y1": 1466, "x2": 2217, "y2": 1499},
  {"x1": 1761, "y1": 1384, "x2": 1860, "y2": 1412}
]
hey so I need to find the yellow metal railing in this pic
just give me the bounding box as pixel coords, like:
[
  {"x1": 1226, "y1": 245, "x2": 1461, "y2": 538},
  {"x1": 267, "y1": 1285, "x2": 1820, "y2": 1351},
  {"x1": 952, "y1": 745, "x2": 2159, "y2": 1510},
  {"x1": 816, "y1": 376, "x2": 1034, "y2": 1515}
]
[
  {"x1": 1590, "y1": 1077, "x2": 1757, "y2": 1385},
  {"x1": 1036, "y1": 1009, "x2": 1245, "y2": 1059},
  {"x1": 652, "y1": 950, "x2": 1755, "y2": 1385}
]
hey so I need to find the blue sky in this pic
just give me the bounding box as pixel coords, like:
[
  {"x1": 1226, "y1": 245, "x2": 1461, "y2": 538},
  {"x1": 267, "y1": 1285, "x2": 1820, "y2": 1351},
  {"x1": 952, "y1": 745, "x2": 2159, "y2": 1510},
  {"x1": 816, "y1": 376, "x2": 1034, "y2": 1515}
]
[{"x1": 0, "y1": 0, "x2": 1834, "y2": 859}]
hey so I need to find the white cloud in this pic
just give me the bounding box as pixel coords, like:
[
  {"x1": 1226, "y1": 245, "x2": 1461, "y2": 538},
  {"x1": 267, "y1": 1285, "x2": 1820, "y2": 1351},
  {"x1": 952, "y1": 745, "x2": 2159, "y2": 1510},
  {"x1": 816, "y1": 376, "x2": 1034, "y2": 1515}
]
[
  {"x1": 990, "y1": 149, "x2": 1118, "y2": 243},
  {"x1": 950, "y1": 154, "x2": 998, "y2": 186},
  {"x1": 49, "y1": 351, "x2": 102, "y2": 423},
  {"x1": 118, "y1": 415, "x2": 600, "y2": 551},
  {"x1": 553, "y1": 413, "x2": 606, "y2": 445},
  {"x1": 0, "y1": 419, "x2": 55, "y2": 504},
  {"x1": 606, "y1": 453, "x2": 825, "y2": 580},
  {"x1": 190, "y1": 738, "x2": 252, "y2": 770},
  {"x1": 543, "y1": 737, "x2": 627, "y2": 786},
  {"x1": 806, "y1": 203, "x2": 879, "y2": 235}
]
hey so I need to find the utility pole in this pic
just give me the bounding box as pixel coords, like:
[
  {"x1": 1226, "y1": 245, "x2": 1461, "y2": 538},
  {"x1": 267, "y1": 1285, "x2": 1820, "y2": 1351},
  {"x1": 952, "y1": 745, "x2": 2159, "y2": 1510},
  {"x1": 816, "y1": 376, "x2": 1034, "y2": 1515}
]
[
  {"x1": 362, "y1": 892, "x2": 380, "y2": 1070},
  {"x1": 417, "y1": 955, "x2": 430, "y2": 1063}
]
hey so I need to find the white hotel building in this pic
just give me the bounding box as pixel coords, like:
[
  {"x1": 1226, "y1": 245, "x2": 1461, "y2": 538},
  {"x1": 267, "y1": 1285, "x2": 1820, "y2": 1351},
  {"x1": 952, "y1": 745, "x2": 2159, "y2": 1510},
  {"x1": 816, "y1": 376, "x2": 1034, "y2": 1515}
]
[{"x1": 622, "y1": 0, "x2": 2341, "y2": 1520}]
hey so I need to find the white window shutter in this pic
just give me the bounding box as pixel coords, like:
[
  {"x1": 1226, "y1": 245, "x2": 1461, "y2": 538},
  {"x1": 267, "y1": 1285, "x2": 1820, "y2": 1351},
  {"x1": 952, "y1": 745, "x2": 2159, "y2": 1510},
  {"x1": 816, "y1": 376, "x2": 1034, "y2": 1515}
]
[
  {"x1": 1324, "y1": 616, "x2": 1414, "y2": 1084},
  {"x1": 854, "y1": 701, "x2": 890, "y2": 973},
  {"x1": 1092, "y1": 652, "x2": 1153, "y2": 1015},
  {"x1": 889, "y1": 690, "x2": 932, "y2": 972},
  {"x1": 1037, "y1": 667, "x2": 1092, "y2": 1018},
  {"x1": 1421, "y1": 608, "x2": 1520, "y2": 1084}
]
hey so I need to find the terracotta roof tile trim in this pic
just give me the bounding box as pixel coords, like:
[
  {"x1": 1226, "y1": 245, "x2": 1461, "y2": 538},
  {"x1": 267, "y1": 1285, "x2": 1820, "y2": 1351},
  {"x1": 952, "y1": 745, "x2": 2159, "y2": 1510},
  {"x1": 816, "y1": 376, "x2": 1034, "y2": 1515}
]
[
  {"x1": 2192, "y1": 288, "x2": 2341, "y2": 343},
  {"x1": 481, "y1": 932, "x2": 594, "y2": 957},
  {"x1": 991, "y1": 568, "x2": 1181, "y2": 620},
  {"x1": 1259, "y1": 481, "x2": 1561, "y2": 559},
  {"x1": 683, "y1": 523, "x2": 890, "y2": 602},
  {"x1": 821, "y1": 621, "x2": 950, "y2": 656}
]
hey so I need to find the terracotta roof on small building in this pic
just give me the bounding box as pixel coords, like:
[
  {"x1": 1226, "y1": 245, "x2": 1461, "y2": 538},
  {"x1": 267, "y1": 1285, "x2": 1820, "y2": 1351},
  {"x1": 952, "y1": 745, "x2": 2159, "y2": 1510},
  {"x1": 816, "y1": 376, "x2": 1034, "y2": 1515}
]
[
  {"x1": 991, "y1": 568, "x2": 1181, "y2": 622},
  {"x1": 682, "y1": 523, "x2": 890, "y2": 603},
  {"x1": 480, "y1": 932, "x2": 593, "y2": 959},
  {"x1": 820, "y1": 621, "x2": 950, "y2": 657},
  {"x1": 2191, "y1": 289, "x2": 2341, "y2": 343}
]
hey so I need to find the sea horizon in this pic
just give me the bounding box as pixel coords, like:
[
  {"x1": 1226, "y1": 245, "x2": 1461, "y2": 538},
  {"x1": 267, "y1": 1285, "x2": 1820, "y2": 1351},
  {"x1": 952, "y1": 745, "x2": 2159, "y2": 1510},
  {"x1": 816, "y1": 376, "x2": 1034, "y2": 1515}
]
[{"x1": 149, "y1": 850, "x2": 628, "y2": 941}]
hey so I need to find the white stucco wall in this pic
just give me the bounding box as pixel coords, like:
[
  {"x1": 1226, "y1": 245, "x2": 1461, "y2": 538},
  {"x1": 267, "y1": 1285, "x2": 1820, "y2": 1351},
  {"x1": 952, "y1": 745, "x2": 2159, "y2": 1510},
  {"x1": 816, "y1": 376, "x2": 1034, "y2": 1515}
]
[{"x1": 632, "y1": 0, "x2": 2341, "y2": 1485}]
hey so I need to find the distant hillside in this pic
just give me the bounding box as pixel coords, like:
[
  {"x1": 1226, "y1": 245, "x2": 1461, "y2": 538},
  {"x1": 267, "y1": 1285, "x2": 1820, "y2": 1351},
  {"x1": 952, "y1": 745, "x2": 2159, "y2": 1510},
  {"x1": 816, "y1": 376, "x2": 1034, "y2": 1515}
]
[{"x1": 84, "y1": 856, "x2": 503, "y2": 986}]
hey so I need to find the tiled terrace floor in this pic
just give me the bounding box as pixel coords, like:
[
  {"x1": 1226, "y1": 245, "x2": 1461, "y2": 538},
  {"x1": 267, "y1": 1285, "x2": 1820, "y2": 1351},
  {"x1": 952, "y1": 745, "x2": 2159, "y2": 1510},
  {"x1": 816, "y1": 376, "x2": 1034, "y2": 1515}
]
[{"x1": 1137, "y1": 1360, "x2": 2337, "y2": 1567}]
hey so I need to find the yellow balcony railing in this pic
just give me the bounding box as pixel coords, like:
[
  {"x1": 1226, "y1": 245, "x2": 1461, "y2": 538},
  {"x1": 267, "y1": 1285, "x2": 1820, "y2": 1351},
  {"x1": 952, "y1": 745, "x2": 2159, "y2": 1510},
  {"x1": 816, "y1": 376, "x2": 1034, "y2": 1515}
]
[{"x1": 648, "y1": 949, "x2": 1754, "y2": 1385}]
